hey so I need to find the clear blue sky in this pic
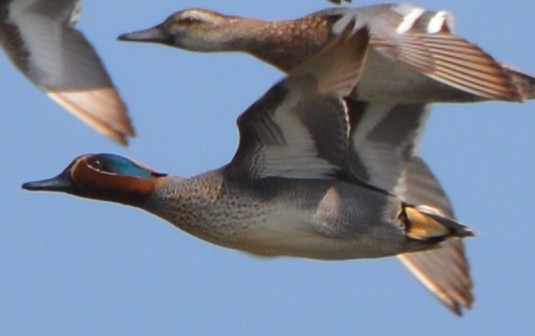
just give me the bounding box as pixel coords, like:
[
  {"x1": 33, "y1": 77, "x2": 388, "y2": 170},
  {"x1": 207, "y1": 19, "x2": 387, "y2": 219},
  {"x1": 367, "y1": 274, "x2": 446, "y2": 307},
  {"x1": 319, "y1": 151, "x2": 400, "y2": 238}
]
[{"x1": 2, "y1": 0, "x2": 535, "y2": 334}]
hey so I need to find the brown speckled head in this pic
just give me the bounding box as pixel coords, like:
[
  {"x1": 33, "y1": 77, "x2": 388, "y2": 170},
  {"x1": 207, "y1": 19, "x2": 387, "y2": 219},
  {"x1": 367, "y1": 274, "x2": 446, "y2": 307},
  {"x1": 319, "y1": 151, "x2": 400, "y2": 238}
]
[
  {"x1": 119, "y1": 8, "x2": 334, "y2": 72},
  {"x1": 22, "y1": 154, "x2": 167, "y2": 207}
]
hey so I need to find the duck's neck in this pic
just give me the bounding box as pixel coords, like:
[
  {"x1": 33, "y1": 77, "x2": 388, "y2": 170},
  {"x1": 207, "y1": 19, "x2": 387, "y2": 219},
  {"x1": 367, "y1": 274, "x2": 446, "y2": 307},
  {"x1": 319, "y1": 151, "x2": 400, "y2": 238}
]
[
  {"x1": 143, "y1": 173, "x2": 225, "y2": 224},
  {"x1": 143, "y1": 172, "x2": 247, "y2": 245},
  {"x1": 230, "y1": 15, "x2": 333, "y2": 72}
]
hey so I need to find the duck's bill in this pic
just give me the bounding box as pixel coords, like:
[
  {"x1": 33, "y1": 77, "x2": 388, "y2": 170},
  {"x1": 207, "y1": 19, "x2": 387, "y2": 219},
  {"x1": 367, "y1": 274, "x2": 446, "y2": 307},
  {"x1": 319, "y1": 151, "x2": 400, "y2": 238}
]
[
  {"x1": 118, "y1": 26, "x2": 170, "y2": 44},
  {"x1": 22, "y1": 171, "x2": 74, "y2": 193}
]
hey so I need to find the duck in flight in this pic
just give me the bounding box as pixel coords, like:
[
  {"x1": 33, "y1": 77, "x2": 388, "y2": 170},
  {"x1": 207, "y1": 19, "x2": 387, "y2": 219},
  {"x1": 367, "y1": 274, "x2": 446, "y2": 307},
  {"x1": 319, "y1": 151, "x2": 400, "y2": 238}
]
[
  {"x1": 23, "y1": 25, "x2": 473, "y2": 313},
  {"x1": 0, "y1": 0, "x2": 134, "y2": 144},
  {"x1": 115, "y1": 3, "x2": 534, "y2": 314},
  {"x1": 118, "y1": 4, "x2": 535, "y2": 103}
]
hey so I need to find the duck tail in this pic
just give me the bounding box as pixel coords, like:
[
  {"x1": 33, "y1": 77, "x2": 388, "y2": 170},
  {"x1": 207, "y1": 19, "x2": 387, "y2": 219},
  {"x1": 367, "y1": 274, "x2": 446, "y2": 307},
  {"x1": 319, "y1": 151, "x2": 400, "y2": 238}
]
[{"x1": 401, "y1": 204, "x2": 474, "y2": 241}]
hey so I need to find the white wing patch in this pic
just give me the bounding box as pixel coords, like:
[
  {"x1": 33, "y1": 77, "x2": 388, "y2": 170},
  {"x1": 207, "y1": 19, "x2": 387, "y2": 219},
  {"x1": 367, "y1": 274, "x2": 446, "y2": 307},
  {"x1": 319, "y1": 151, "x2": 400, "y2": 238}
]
[
  {"x1": 395, "y1": 7, "x2": 425, "y2": 34},
  {"x1": 426, "y1": 11, "x2": 452, "y2": 34}
]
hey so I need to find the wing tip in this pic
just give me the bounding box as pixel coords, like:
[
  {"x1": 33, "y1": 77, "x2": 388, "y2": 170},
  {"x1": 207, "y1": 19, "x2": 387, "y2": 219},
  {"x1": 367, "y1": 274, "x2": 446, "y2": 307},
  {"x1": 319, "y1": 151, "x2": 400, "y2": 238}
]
[
  {"x1": 46, "y1": 89, "x2": 135, "y2": 145},
  {"x1": 398, "y1": 245, "x2": 474, "y2": 317}
]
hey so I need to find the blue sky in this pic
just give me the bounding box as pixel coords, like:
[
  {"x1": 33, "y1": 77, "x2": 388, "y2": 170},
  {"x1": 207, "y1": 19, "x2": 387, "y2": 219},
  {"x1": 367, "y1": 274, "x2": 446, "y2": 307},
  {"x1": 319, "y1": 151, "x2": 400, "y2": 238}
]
[{"x1": 2, "y1": 0, "x2": 535, "y2": 334}]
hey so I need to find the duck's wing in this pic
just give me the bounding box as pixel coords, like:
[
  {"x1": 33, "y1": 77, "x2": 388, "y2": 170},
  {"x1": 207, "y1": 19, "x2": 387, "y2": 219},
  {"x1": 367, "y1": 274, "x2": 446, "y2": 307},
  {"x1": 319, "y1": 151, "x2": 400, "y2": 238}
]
[
  {"x1": 397, "y1": 157, "x2": 473, "y2": 316},
  {"x1": 326, "y1": 4, "x2": 523, "y2": 101},
  {"x1": 345, "y1": 100, "x2": 473, "y2": 315},
  {"x1": 346, "y1": 99, "x2": 429, "y2": 192},
  {"x1": 226, "y1": 25, "x2": 369, "y2": 179},
  {"x1": 0, "y1": 0, "x2": 134, "y2": 144}
]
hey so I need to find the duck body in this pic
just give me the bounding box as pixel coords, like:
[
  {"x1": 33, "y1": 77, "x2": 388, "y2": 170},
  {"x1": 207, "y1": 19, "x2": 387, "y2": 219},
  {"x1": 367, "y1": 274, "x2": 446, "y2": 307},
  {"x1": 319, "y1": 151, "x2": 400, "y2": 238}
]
[
  {"x1": 147, "y1": 171, "x2": 434, "y2": 260},
  {"x1": 23, "y1": 153, "x2": 470, "y2": 262}
]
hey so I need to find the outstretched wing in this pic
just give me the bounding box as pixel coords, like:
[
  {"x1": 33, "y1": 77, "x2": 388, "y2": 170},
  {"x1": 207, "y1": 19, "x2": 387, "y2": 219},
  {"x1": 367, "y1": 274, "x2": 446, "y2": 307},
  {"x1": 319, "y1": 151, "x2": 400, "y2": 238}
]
[
  {"x1": 227, "y1": 26, "x2": 370, "y2": 179},
  {"x1": 397, "y1": 158, "x2": 473, "y2": 316},
  {"x1": 0, "y1": 0, "x2": 134, "y2": 144},
  {"x1": 344, "y1": 99, "x2": 473, "y2": 315},
  {"x1": 326, "y1": 4, "x2": 523, "y2": 101}
]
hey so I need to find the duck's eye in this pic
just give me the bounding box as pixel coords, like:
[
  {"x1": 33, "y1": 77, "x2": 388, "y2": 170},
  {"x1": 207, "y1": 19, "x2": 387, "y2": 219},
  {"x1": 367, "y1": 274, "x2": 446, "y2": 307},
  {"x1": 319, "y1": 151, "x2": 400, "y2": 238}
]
[
  {"x1": 87, "y1": 155, "x2": 119, "y2": 173},
  {"x1": 88, "y1": 157, "x2": 105, "y2": 171}
]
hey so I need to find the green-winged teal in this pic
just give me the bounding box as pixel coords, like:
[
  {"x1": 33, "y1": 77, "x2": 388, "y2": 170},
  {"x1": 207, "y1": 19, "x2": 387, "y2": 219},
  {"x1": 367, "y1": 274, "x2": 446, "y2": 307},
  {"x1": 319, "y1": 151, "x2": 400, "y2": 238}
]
[
  {"x1": 23, "y1": 27, "x2": 473, "y2": 314},
  {"x1": 118, "y1": 4, "x2": 535, "y2": 103},
  {"x1": 115, "y1": 3, "x2": 530, "y2": 314}
]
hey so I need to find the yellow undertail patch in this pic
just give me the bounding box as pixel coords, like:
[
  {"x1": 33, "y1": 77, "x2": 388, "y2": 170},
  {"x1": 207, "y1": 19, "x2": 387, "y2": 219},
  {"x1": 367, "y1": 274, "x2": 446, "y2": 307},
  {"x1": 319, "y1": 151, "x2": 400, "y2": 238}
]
[{"x1": 405, "y1": 207, "x2": 449, "y2": 240}]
